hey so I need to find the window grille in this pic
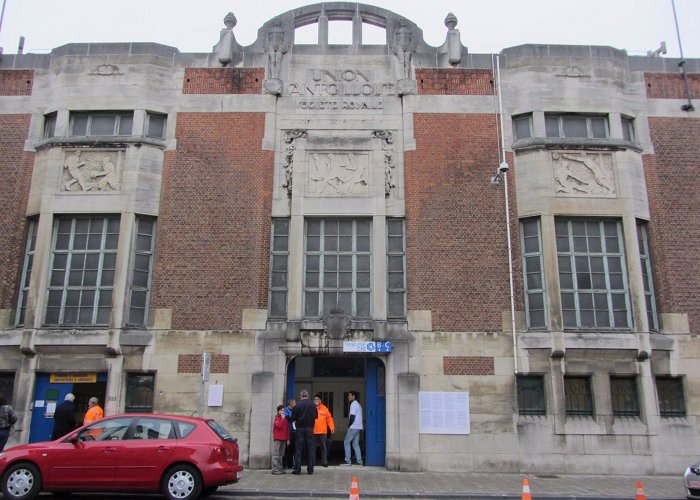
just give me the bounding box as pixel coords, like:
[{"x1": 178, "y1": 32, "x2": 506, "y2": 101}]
[
  {"x1": 125, "y1": 373, "x2": 155, "y2": 413},
  {"x1": 610, "y1": 376, "x2": 640, "y2": 417},
  {"x1": 656, "y1": 377, "x2": 686, "y2": 417},
  {"x1": 564, "y1": 376, "x2": 594, "y2": 417},
  {"x1": 517, "y1": 375, "x2": 546, "y2": 416}
]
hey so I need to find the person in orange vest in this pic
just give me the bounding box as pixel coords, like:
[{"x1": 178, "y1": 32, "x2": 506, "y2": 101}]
[
  {"x1": 82, "y1": 396, "x2": 105, "y2": 439},
  {"x1": 312, "y1": 394, "x2": 335, "y2": 467},
  {"x1": 83, "y1": 397, "x2": 104, "y2": 425}
]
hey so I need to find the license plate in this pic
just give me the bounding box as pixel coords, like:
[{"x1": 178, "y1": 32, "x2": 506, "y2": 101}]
[
  {"x1": 689, "y1": 480, "x2": 700, "y2": 488},
  {"x1": 236, "y1": 470, "x2": 243, "y2": 480}
]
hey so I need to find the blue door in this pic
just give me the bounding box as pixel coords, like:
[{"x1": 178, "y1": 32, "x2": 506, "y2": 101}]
[
  {"x1": 29, "y1": 373, "x2": 108, "y2": 443},
  {"x1": 365, "y1": 357, "x2": 386, "y2": 466},
  {"x1": 30, "y1": 374, "x2": 74, "y2": 442}
]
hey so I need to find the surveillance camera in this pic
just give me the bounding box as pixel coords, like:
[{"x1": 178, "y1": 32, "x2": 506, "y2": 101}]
[{"x1": 498, "y1": 162, "x2": 510, "y2": 173}]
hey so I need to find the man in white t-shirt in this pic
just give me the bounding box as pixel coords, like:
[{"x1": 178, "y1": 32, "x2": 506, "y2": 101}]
[{"x1": 341, "y1": 390, "x2": 363, "y2": 466}]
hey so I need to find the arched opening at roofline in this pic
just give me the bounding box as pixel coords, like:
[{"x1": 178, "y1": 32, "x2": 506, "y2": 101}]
[{"x1": 255, "y1": 2, "x2": 427, "y2": 49}]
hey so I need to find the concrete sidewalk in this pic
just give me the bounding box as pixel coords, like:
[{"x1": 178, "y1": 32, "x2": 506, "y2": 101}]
[{"x1": 220, "y1": 467, "x2": 688, "y2": 499}]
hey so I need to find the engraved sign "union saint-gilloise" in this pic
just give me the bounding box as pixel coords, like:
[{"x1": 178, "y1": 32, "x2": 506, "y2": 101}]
[{"x1": 287, "y1": 69, "x2": 395, "y2": 110}]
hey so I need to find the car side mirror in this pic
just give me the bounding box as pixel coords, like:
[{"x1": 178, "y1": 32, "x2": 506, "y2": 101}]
[{"x1": 69, "y1": 435, "x2": 79, "y2": 445}]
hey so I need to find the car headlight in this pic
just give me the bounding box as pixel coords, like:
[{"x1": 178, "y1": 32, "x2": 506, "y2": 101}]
[{"x1": 691, "y1": 466, "x2": 700, "y2": 475}]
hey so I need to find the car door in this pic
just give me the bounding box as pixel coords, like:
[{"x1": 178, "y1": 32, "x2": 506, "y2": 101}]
[
  {"x1": 45, "y1": 417, "x2": 132, "y2": 489},
  {"x1": 116, "y1": 416, "x2": 177, "y2": 489}
]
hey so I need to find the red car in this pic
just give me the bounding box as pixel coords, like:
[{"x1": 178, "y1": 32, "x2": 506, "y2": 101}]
[{"x1": 0, "y1": 413, "x2": 243, "y2": 500}]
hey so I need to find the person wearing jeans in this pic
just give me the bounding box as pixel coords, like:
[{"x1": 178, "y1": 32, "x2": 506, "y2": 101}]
[{"x1": 342, "y1": 391, "x2": 363, "y2": 465}]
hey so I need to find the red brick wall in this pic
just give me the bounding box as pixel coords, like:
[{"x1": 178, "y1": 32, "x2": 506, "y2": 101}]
[
  {"x1": 444, "y1": 356, "x2": 495, "y2": 375},
  {"x1": 645, "y1": 73, "x2": 700, "y2": 99},
  {"x1": 177, "y1": 354, "x2": 230, "y2": 373},
  {"x1": 405, "y1": 114, "x2": 519, "y2": 332},
  {"x1": 152, "y1": 112, "x2": 274, "y2": 330},
  {"x1": 645, "y1": 117, "x2": 700, "y2": 333},
  {"x1": 183, "y1": 68, "x2": 263, "y2": 94},
  {"x1": 416, "y1": 69, "x2": 494, "y2": 95},
  {"x1": 0, "y1": 70, "x2": 34, "y2": 96},
  {"x1": 0, "y1": 115, "x2": 34, "y2": 309}
]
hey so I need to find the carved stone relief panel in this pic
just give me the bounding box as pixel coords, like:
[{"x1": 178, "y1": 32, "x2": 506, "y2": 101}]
[
  {"x1": 61, "y1": 149, "x2": 123, "y2": 193},
  {"x1": 307, "y1": 151, "x2": 369, "y2": 196},
  {"x1": 552, "y1": 152, "x2": 616, "y2": 197}
]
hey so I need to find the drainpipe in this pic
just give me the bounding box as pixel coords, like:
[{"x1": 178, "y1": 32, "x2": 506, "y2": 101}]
[{"x1": 494, "y1": 54, "x2": 519, "y2": 374}]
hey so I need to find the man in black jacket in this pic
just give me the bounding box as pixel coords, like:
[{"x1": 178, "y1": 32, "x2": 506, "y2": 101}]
[
  {"x1": 291, "y1": 389, "x2": 318, "y2": 475},
  {"x1": 51, "y1": 393, "x2": 76, "y2": 440}
]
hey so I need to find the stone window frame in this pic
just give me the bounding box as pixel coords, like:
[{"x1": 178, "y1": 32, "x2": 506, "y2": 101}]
[
  {"x1": 125, "y1": 372, "x2": 156, "y2": 413},
  {"x1": 545, "y1": 113, "x2": 609, "y2": 140},
  {"x1": 636, "y1": 220, "x2": 659, "y2": 332},
  {"x1": 15, "y1": 217, "x2": 38, "y2": 327},
  {"x1": 126, "y1": 216, "x2": 156, "y2": 327},
  {"x1": 269, "y1": 218, "x2": 290, "y2": 319},
  {"x1": 43, "y1": 111, "x2": 57, "y2": 139},
  {"x1": 70, "y1": 111, "x2": 134, "y2": 137},
  {"x1": 621, "y1": 115, "x2": 636, "y2": 143},
  {"x1": 520, "y1": 217, "x2": 547, "y2": 330},
  {"x1": 386, "y1": 218, "x2": 406, "y2": 319},
  {"x1": 303, "y1": 218, "x2": 372, "y2": 319},
  {"x1": 656, "y1": 376, "x2": 686, "y2": 418},
  {"x1": 516, "y1": 374, "x2": 546, "y2": 416},
  {"x1": 44, "y1": 215, "x2": 120, "y2": 326},
  {"x1": 564, "y1": 375, "x2": 594, "y2": 417},
  {"x1": 609, "y1": 375, "x2": 640, "y2": 418},
  {"x1": 556, "y1": 218, "x2": 632, "y2": 331},
  {"x1": 145, "y1": 111, "x2": 167, "y2": 139},
  {"x1": 512, "y1": 113, "x2": 533, "y2": 140}
]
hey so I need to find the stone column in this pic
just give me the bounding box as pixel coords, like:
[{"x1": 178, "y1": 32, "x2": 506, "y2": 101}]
[{"x1": 249, "y1": 371, "x2": 274, "y2": 468}]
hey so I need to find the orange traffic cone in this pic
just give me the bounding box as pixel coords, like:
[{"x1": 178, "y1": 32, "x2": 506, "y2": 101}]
[
  {"x1": 635, "y1": 481, "x2": 646, "y2": 500},
  {"x1": 521, "y1": 478, "x2": 532, "y2": 500},
  {"x1": 349, "y1": 476, "x2": 360, "y2": 500}
]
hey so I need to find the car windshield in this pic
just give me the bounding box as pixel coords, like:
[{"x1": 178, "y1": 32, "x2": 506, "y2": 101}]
[{"x1": 207, "y1": 420, "x2": 236, "y2": 442}]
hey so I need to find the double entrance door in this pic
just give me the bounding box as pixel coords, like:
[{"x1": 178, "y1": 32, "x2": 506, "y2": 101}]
[{"x1": 287, "y1": 356, "x2": 385, "y2": 466}]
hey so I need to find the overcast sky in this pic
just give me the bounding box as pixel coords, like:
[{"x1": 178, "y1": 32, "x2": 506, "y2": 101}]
[{"x1": 1, "y1": 0, "x2": 698, "y2": 59}]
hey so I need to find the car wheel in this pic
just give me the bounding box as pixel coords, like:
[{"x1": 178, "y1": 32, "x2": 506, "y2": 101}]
[
  {"x1": 162, "y1": 464, "x2": 202, "y2": 500},
  {"x1": 200, "y1": 486, "x2": 218, "y2": 497},
  {"x1": 1, "y1": 462, "x2": 42, "y2": 500}
]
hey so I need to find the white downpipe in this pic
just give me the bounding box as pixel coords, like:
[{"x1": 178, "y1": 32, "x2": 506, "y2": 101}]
[{"x1": 495, "y1": 55, "x2": 519, "y2": 374}]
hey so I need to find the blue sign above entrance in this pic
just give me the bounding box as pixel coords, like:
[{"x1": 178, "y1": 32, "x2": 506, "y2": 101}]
[{"x1": 342, "y1": 341, "x2": 392, "y2": 353}]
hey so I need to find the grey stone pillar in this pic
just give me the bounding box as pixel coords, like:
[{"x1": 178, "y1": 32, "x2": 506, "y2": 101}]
[
  {"x1": 248, "y1": 372, "x2": 274, "y2": 469},
  {"x1": 393, "y1": 372, "x2": 420, "y2": 471}
]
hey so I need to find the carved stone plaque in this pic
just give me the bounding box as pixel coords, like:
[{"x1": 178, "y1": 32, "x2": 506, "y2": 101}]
[
  {"x1": 61, "y1": 150, "x2": 122, "y2": 193},
  {"x1": 307, "y1": 152, "x2": 369, "y2": 196},
  {"x1": 552, "y1": 152, "x2": 615, "y2": 197}
]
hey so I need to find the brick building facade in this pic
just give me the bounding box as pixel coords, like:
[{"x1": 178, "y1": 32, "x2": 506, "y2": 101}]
[{"x1": 0, "y1": 3, "x2": 699, "y2": 475}]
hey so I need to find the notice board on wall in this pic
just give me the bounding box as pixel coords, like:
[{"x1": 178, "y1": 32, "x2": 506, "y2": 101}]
[{"x1": 419, "y1": 391, "x2": 470, "y2": 434}]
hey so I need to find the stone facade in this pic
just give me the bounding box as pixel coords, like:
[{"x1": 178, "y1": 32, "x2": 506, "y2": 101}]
[{"x1": 0, "y1": 2, "x2": 699, "y2": 476}]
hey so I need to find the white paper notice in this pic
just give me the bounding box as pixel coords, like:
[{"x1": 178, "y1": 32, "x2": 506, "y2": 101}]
[
  {"x1": 208, "y1": 385, "x2": 224, "y2": 407},
  {"x1": 45, "y1": 401, "x2": 57, "y2": 416},
  {"x1": 419, "y1": 391, "x2": 470, "y2": 434}
]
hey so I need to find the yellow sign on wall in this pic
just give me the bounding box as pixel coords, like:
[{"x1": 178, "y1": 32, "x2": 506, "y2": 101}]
[{"x1": 50, "y1": 373, "x2": 97, "y2": 384}]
